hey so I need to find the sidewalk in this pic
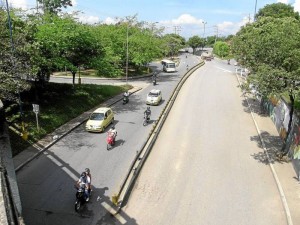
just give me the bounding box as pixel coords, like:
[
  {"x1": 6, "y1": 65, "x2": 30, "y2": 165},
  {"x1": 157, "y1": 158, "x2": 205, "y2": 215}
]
[
  {"x1": 245, "y1": 94, "x2": 300, "y2": 225},
  {"x1": 13, "y1": 86, "x2": 142, "y2": 171}
]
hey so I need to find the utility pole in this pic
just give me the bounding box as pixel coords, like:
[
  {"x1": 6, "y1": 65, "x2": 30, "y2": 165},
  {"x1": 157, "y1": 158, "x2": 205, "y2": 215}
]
[
  {"x1": 126, "y1": 22, "x2": 129, "y2": 84},
  {"x1": 202, "y1": 21, "x2": 207, "y2": 50},
  {"x1": 214, "y1": 25, "x2": 218, "y2": 45},
  {"x1": 254, "y1": 0, "x2": 258, "y2": 21},
  {"x1": 173, "y1": 26, "x2": 181, "y2": 35},
  {"x1": 5, "y1": 0, "x2": 26, "y2": 138}
]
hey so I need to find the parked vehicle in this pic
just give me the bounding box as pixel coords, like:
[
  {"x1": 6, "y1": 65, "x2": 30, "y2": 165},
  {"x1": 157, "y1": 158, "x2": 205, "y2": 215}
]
[{"x1": 85, "y1": 107, "x2": 114, "y2": 132}]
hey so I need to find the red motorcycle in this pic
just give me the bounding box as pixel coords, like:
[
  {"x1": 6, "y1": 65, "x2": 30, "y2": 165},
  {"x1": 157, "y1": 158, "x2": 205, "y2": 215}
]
[{"x1": 106, "y1": 132, "x2": 116, "y2": 150}]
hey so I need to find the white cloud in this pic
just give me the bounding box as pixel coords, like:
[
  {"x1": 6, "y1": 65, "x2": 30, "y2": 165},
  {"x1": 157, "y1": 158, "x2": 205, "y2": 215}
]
[
  {"x1": 160, "y1": 14, "x2": 204, "y2": 26},
  {"x1": 71, "y1": 0, "x2": 77, "y2": 7},
  {"x1": 159, "y1": 14, "x2": 206, "y2": 38},
  {"x1": 293, "y1": 0, "x2": 300, "y2": 12},
  {"x1": 78, "y1": 15, "x2": 100, "y2": 24},
  {"x1": 103, "y1": 17, "x2": 117, "y2": 24},
  {"x1": 7, "y1": 0, "x2": 28, "y2": 9},
  {"x1": 277, "y1": 0, "x2": 289, "y2": 4}
]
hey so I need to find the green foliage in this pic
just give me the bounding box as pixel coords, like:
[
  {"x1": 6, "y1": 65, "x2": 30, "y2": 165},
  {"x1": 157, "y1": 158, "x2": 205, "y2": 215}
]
[
  {"x1": 37, "y1": 0, "x2": 73, "y2": 14},
  {"x1": 187, "y1": 36, "x2": 203, "y2": 54},
  {"x1": 213, "y1": 41, "x2": 230, "y2": 58},
  {"x1": 0, "y1": 7, "x2": 35, "y2": 102},
  {"x1": 161, "y1": 33, "x2": 186, "y2": 57},
  {"x1": 255, "y1": 2, "x2": 300, "y2": 20},
  {"x1": 9, "y1": 83, "x2": 131, "y2": 156},
  {"x1": 232, "y1": 4, "x2": 300, "y2": 142},
  {"x1": 35, "y1": 14, "x2": 101, "y2": 73}
]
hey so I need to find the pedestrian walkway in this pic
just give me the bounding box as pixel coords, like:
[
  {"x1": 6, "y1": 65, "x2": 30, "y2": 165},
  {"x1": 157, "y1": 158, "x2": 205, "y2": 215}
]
[{"x1": 244, "y1": 92, "x2": 300, "y2": 225}]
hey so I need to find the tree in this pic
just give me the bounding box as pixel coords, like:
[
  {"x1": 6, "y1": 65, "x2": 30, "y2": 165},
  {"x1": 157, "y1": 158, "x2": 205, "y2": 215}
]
[
  {"x1": 0, "y1": 6, "x2": 33, "y2": 103},
  {"x1": 91, "y1": 18, "x2": 165, "y2": 77},
  {"x1": 161, "y1": 33, "x2": 186, "y2": 58},
  {"x1": 38, "y1": 0, "x2": 73, "y2": 14},
  {"x1": 187, "y1": 36, "x2": 203, "y2": 54},
  {"x1": 213, "y1": 41, "x2": 230, "y2": 58},
  {"x1": 255, "y1": 2, "x2": 300, "y2": 20},
  {"x1": 35, "y1": 14, "x2": 101, "y2": 84},
  {"x1": 232, "y1": 16, "x2": 300, "y2": 155}
]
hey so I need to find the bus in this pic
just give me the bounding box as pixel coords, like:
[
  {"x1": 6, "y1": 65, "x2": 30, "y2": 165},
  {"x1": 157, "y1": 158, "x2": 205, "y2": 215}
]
[{"x1": 161, "y1": 59, "x2": 176, "y2": 72}]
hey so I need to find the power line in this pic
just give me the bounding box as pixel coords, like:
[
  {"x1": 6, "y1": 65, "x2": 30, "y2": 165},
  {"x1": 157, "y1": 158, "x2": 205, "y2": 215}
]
[{"x1": 173, "y1": 25, "x2": 181, "y2": 35}]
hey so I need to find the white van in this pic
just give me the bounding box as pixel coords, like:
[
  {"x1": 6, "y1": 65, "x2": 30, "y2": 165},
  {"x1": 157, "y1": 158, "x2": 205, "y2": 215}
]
[{"x1": 161, "y1": 59, "x2": 176, "y2": 72}]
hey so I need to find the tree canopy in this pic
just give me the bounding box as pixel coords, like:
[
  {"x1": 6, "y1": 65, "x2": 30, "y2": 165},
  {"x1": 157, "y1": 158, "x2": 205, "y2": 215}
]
[
  {"x1": 232, "y1": 4, "x2": 300, "y2": 154},
  {"x1": 38, "y1": 0, "x2": 73, "y2": 14},
  {"x1": 213, "y1": 41, "x2": 230, "y2": 58},
  {"x1": 187, "y1": 36, "x2": 203, "y2": 54},
  {"x1": 0, "y1": 7, "x2": 33, "y2": 102},
  {"x1": 255, "y1": 2, "x2": 300, "y2": 20}
]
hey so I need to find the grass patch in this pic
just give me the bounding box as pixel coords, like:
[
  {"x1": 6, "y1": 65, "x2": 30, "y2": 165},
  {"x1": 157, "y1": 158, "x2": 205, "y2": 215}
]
[
  {"x1": 8, "y1": 82, "x2": 132, "y2": 156},
  {"x1": 53, "y1": 66, "x2": 152, "y2": 78}
]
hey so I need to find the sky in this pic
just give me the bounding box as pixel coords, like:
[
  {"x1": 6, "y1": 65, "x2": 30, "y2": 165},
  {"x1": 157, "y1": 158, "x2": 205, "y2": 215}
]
[{"x1": 4, "y1": 0, "x2": 300, "y2": 39}]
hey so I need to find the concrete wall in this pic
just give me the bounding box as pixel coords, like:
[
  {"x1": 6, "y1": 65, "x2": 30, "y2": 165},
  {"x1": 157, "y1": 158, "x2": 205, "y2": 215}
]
[
  {"x1": 262, "y1": 98, "x2": 300, "y2": 178},
  {"x1": 0, "y1": 123, "x2": 24, "y2": 224}
]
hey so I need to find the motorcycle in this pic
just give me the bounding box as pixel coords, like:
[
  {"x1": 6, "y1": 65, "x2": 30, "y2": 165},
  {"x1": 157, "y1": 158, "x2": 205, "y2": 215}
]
[
  {"x1": 74, "y1": 185, "x2": 88, "y2": 212},
  {"x1": 123, "y1": 96, "x2": 129, "y2": 105},
  {"x1": 143, "y1": 115, "x2": 150, "y2": 126},
  {"x1": 152, "y1": 78, "x2": 156, "y2": 86},
  {"x1": 106, "y1": 132, "x2": 116, "y2": 150}
]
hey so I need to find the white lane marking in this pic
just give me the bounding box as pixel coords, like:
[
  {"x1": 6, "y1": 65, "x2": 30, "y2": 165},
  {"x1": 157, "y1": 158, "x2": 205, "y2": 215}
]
[{"x1": 215, "y1": 66, "x2": 232, "y2": 73}]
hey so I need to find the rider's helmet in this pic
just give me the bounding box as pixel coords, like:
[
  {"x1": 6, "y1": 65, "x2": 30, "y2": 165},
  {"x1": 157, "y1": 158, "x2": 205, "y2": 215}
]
[
  {"x1": 147, "y1": 106, "x2": 150, "y2": 111},
  {"x1": 81, "y1": 172, "x2": 86, "y2": 178},
  {"x1": 85, "y1": 168, "x2": 90, "y2": 174},
  {"x1": 111, "y1": 125, "x2": 115, "y2": 129}
]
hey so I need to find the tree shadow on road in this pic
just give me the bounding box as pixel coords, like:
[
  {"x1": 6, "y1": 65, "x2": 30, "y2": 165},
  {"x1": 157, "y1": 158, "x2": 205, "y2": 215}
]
[
  {"x1": 250, "y1": 131, "x2": 287, "y2": 165},
  {"x1": 241, "y1": 95, "x2": 269, "y2": 117}
]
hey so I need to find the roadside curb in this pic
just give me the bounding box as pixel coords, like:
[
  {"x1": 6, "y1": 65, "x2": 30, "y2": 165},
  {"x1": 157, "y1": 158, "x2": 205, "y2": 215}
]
[
  {"x1": 51, "y1": 72, "x2": 156, "y2": 81},
  {"x1": 235, "y1": 73, "x2": 293, "y2": 225},
  {"x1": 14, "y1": 86, "x2": 142, "y2": 172}
]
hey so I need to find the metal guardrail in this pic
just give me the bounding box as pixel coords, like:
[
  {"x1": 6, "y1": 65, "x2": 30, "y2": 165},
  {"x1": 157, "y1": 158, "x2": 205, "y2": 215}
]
[{"x1": 111, "y1": 61, "x2": 205, "y2": 212}]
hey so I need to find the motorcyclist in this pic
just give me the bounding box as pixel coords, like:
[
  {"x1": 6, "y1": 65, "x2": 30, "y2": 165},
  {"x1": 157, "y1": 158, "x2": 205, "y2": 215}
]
[
  {"x1": 152, "y1": 75, "x2": 156, "y2": 85},
  {"x1": 108, "y1": 125, "x2": 117, "y2": 142},
  {"x1": 144, "y1": 107, "x2": 151, "y2": 120},
  {"x1": 85, "y1": 168, "x2": 92, "y2": 195},
  {"x1": 123, "y1": 91, "x2": 129, "y2": 98},
  {"x1": 76, "y1": 172, "x2": 91, "y2": 201}
]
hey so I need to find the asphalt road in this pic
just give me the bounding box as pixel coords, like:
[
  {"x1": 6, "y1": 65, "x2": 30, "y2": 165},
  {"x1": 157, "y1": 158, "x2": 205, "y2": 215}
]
[
  {"x1": 16, "y1": 54, "x2": 200, "y2": 225},
  {"x1": 120, "y1": 59, "x2": 287, "y2": 225}
]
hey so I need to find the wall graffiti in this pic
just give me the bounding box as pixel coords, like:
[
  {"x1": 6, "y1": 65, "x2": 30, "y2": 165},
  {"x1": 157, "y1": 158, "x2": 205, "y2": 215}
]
[{"x1": 263, "y1": 97, "x2": 300, "y2": 175}]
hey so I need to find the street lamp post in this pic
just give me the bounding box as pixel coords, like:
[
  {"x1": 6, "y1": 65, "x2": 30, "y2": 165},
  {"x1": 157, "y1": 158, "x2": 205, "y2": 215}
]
[
  {"x1": 126, "y1": 23, "x2": 129, "y2": 84},
  {"x1": 254, "y1": 0, "x2": 258, "y2": 21},
  {"x1": 202, "y1": 21, "x2": 207, "y2": 50}
]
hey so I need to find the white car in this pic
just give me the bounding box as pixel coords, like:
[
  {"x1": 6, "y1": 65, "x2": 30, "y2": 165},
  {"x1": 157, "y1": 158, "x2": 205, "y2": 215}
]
[{"x1": 146, "y1": 89, "x2": 162, "y2": 105}]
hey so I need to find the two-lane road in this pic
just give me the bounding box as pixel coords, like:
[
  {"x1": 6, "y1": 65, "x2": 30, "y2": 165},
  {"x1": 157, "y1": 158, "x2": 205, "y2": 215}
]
[
  {"x1": 16, "y1": 55, "x2": 200, "y2": 225},
  {"x1": 121, "y1": 59, "x2": 287, "y2": 225}
]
